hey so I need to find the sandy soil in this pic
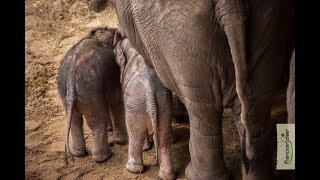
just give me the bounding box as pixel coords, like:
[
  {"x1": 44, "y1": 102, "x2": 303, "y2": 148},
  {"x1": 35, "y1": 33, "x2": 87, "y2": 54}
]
[{"x1": 25, "y1": 0, "x2": 293, "y2": 179}]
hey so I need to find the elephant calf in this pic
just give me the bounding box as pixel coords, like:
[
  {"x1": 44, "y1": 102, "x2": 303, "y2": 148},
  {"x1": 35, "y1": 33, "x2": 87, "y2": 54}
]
[
  {"x1": 58, "y1": 27, "x2": 127, "y2": 164},
  {"x1": 114, "y1": 38, "x2": 175, "y2": 180}
]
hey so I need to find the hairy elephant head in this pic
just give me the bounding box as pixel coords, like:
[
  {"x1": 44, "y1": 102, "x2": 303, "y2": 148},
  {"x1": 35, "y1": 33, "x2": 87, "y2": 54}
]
[
  {"x1": 88, "y1": 0, "x2": 114, "y2": 12},
  {"x1": 85, "y1": 27, "x2": 118, "y2": 48}
]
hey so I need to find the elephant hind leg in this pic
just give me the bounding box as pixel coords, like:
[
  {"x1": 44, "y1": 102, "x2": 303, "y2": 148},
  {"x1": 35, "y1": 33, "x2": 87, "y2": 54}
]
[
  {"x1": 80, "y1": 100, "x2": 112, "y2": 163},
  {"x1": 108, "y1": 100, "x2": 128, "y2": 145},
  {"x1": 125, "y1": 110, "x2": 147, "y2": 174},
  {"x1": 232, "y1": 94, "x2": 274, "y2": 180},
  {"x1": 169, "y1": 122, "x2": 176, "y2": 144},
  {"x1": 156, "y1": 99, "x2": 176, "y2": 180},
  {"x1": 183, "y1": 98, "x2": 229, "y2": 180},
  {"x1": 142, "y1": 136, "x2": 152, "y2": 151},
  {"x1": 69, "y1": 105, "x2": 87, "y2": 157}
]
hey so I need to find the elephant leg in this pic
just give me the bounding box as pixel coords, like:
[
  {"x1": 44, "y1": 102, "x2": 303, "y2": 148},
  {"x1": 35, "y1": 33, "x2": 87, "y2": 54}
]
[
  {"x1": 184, "y1": 100, "x2": 228, "y2": 180},
  {"x1": 109, "y1": 98, "x2": 128, "y2": 144},
  {"x1": 169, "y1": 122, "x2": 176, "y2": 144},
  {"x1": 287, "y1": 50, "x2": 295, "y2": 124},
  {"x1": 157, "y1": 107, "x2": 176, "y2": 180},
  {"x1": 232, "y1": 93, "x2": 274, "y2": 180},
  {"x1": 81, "y1": 101, "x2": 112, "y2": 163},
  {"x1": 106, "y1": 111, "x2": 113, "y2": 131},
  {"x1": 69, "y1": 106, "x2": 87, "y2": 157},
  {"x1": 143, "y1": 121, "x2": 155, "y2": 151},
  {"x1": 125, "y1": 110, "x2": 147, "y2": 174},
  {"x1": 143, "y1": 135, "x2": 152, "y2": 151}
]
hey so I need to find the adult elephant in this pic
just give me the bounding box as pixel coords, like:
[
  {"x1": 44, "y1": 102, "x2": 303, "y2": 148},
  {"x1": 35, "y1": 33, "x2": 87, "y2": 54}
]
[{"x1": 91, "y1": 0, "x2": 294, "y2": 179}]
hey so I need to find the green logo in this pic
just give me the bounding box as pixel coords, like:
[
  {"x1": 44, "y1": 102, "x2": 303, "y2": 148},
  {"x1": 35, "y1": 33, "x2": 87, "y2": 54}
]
[{"x1": 281, "y1": 129, "x2": 293, "y2": 164}]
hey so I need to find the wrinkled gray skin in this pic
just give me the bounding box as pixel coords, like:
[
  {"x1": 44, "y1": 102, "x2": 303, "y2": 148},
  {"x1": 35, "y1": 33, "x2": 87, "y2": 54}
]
[
  {"x1": 91, "y1": 0, "x2": 294, "y2": 179},
  {"x1": 114, "y1": 38, "x2": 175, "y2": 180},
  {"x1": 58, "y1": 27, "x2": 127, "y2": 164},
  {"x1": 287, "y1": 50, "x2": 295, "y2": 124}
]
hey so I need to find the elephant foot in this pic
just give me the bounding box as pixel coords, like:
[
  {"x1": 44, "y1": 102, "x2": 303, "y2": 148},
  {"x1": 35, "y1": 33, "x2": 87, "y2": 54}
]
[
  {"x1": 143, "y1": 141, "x2": 152, "y2": 151},
  {"x1": 126, "y1": 158, "x2": 144, "y2": 174},
  {"x1": 70, "y1": 147, "x2": 88, "y2": 157},
  {"x1": 157, "y1": 169, "x2": 176, "y2": 180},
  {"x1": 185, "y1": 162, "x2": 229, "y2": 180},
  {"x1": 91, "y1": 148, "x2": 113, "y2": 163}
]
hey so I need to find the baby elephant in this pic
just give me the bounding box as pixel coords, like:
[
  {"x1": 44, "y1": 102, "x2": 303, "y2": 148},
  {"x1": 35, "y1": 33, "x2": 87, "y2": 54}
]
[
  {"x1": 58, "y1": 27, "x2": 127, "y2": 164},
  {"x1": 114, "y1": 38, "x2": 176, "y2": 180}
]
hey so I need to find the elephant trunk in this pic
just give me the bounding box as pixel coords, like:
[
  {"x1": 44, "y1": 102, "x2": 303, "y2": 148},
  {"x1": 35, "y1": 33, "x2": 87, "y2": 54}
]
[{"x1": 215, "y1": 0, "x2": 253, "y2": 161}]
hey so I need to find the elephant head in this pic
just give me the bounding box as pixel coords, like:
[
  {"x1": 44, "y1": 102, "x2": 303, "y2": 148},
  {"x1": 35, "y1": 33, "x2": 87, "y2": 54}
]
[{"x1": 88, "y1": 0, "x2": 108, "y2": 13}]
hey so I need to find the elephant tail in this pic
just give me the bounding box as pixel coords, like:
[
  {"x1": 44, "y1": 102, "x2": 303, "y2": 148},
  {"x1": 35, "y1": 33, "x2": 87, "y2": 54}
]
[
  {"x1": 228, "y1": 32, "x2": 253, "y2": 161},
  {"x1": 223, "y1": 23, "x2": 253, "y2": 160},
  {"x1": 214, "y1": 0, "x2": 253, "y2": 161},
  {"x1": 64, "y1": 54, "x2": 78, "y2": 165},
  {"x1": 145, "y1": 85, "x2": 159, "y2": 165}
]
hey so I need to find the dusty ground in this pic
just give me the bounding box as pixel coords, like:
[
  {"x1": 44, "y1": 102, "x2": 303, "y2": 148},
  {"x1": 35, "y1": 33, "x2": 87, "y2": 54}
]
[{"x1": 25, "y1": 0, "x2": 293, "y2": 179}]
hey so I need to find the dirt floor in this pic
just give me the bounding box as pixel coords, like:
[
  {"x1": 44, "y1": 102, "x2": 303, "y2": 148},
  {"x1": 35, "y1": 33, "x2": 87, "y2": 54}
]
[{"x1": 25, "y1": 0, "x2": 293, "y2": 179}]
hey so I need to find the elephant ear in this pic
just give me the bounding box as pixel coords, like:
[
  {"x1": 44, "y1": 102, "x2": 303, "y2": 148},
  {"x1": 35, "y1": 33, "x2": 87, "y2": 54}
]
[{"x1": 114, "y1": 40, "x2": 127, "y2": 84}]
